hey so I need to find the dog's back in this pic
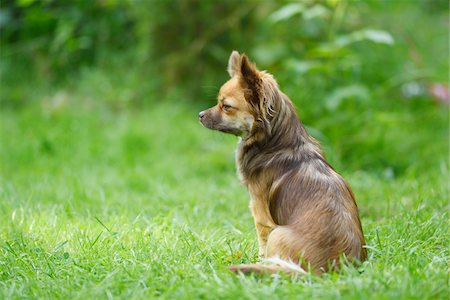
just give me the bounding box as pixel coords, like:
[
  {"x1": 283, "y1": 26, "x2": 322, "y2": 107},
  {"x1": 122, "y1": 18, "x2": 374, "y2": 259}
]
[
  {"x1": 200, "y1": 51, "x2": 367, "y2": 274},
  {"x1": 236, "y1": 87, "x2": 367, "y2": 273}
]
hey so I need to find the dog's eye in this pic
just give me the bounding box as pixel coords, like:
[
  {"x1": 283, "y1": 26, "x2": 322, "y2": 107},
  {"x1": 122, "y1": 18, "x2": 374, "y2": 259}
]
[{"x1": 222, "y1": 104, "x2": 232, "y2": 111}]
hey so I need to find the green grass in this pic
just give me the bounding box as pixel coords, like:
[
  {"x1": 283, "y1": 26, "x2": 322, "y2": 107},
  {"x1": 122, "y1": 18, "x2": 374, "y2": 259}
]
[
  {"x1": 0, "y1": 90, "x2": 448, "y2": 299},
  {"x1": 0, "y1": 3, "x2": 449, "y2": 297}
]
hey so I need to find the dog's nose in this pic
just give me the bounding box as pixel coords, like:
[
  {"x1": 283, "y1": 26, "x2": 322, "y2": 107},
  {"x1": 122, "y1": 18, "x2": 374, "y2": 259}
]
[{"x1": 198, "y1": 111, "x2": 205, "y2": 119}]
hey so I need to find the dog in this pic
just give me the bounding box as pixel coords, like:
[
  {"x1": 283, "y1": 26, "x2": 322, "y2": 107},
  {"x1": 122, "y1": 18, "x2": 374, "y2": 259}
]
[{"x1": 199, "y1": 51, "x2": 367, "y2": 275}]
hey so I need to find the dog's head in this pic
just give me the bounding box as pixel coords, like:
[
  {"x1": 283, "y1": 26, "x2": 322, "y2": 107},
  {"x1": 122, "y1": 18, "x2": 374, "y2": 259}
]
[{"x1": 199, "y1": 51, "x2": 277, "y2": 139}]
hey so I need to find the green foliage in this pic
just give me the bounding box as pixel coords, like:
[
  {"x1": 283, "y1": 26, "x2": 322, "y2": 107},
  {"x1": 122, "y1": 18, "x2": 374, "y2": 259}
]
[
  {"x1": 0, "y1": 0, "x2": 449, "y2": 299},
  {"x1": 1, "y1": 0, "x2": 135, "y2": 73},
  {"x1": 145, "y1": 0, "x2": 259, "y2": 93},
  {"x1": 2, "y1": 0, "x2": 447, "y2": 101},
  {"x1": 0, "y1": 102, "x2": 448, "y2": 299}
]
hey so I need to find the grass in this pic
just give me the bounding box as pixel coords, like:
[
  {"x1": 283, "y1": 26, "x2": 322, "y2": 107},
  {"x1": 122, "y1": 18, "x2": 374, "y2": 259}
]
[
  {"x1": 1, "y1": 2, "x2": 449, "y2": 298},
  {"x1": 0, "y1": 90, "x2": 448, "y2": 299}
]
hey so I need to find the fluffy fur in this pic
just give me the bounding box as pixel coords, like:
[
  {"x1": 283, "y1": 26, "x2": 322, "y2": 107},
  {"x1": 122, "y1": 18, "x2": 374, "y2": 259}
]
[{"x1": 199, "y1": 51, "x2": 367, "y2": 275}]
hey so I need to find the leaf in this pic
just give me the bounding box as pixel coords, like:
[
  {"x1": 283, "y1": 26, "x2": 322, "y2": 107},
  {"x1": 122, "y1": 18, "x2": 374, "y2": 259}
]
[
  {"x1": 270, "y1": 3, "x2": 330, "y2": 23},
  {"x1": 302, "y1": 4, "x2": 330, "y2": 20},
  {"x1": 286, "y1": 59, "x2": 325, "y2": 75},
  {"x1": 252, "y1": 44, "x2": 286, "y2": 65},
  {"x1": 270, "y1": 3, "x2": 306, "y2": 23},
  {"x1": 17, "y1": 0, "x2": 36, "y2": 7},
  {"x1": 325, "y1": 84, "x2": 370, "y2": 111},
  {"x1": 335, "y1": 29, "x2": 395, "y2": 47},
  {"x1": 362, "y1": 29, "x2": 395, "y2": 45},
  {"x1": 326, "y1": 0, "x2": 342, "y2": 6}
]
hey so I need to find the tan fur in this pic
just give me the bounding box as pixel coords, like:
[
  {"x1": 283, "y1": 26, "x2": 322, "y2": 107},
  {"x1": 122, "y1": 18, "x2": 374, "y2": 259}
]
[{"x1": 199, "y1": 51, "x2": 367, "y2": 275}]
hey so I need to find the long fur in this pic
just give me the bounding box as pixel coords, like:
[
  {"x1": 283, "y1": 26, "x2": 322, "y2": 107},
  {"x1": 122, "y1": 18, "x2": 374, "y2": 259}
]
[
  {"x1": 200, "y1": 51, "x2": 367, "y2": 276},
  {"x1": 229, "y1": 257, "x2": 306, "y2": 276}
]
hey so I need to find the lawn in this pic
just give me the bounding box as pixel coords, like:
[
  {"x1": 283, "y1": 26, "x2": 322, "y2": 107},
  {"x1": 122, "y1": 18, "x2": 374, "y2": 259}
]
[
  {"x1": 1, "y1": 1, "x2": 449, "y2": 299},
  {"x1": 0, "y1": 92, "x2": 448, "y2": 299}
]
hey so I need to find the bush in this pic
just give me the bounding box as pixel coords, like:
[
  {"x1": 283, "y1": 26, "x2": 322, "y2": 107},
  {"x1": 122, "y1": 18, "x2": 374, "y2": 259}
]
[{"x1": 1, "y1": 0, "x2": 135, "y2": 75}]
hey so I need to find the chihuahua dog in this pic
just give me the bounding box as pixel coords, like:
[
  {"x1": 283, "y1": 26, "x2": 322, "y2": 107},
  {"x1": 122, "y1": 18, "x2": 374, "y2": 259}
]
[{"x1": 199, "y1": 51, "x2": 367, "y2": 275}]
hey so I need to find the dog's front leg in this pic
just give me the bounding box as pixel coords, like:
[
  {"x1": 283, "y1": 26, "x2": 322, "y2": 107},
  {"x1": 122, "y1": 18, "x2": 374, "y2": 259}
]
[
  {"x1": 255, "y1": 222, "x2": 274, "y2": 257},
  {"x1": 250, "y1": 198, "x2": 276, "y2": 257}
]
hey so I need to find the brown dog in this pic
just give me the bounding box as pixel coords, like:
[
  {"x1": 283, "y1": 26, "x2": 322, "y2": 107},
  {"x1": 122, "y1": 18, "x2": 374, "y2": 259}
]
[{"x1": 199, "y1": 51, "x2": 367, "y2": 275}]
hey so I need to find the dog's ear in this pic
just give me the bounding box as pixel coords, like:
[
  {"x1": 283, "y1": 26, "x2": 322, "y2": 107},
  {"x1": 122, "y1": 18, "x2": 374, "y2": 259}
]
[
  {"x1": 240, "y1": 55, "x2": 262, "y2": 107},
  {"x1": 227, "y1": 50, "x2": 241, "y2": 77},
  {"x1": 240, "y1": 55, "x2": 260, "y2": 88}
]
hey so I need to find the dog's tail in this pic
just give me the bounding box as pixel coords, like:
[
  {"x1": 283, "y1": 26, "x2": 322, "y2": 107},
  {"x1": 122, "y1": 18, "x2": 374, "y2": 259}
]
[{"x1": 228, "y1": 257, "x2": 307, "y2": 276}]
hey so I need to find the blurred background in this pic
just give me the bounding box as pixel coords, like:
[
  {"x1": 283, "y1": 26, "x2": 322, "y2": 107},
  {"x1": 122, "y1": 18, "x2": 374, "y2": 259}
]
[
  {"x1": 1, "y1": 2, "x2": 449, "y2": 297},
  {"x1": 0, "y1": 0, "x2": 448, "y2": 189}
]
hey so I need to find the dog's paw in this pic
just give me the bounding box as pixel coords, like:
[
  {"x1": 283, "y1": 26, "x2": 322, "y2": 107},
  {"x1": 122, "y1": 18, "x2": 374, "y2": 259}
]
[{"x1": 258, "y1": 246, "x2": 266, "y2": 257}]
